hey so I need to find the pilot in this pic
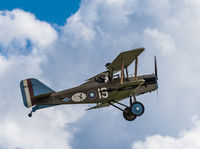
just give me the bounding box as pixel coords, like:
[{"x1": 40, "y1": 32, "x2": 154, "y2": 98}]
[{"x1": 95, "y1": 76, "x2": 105, "y2": 83}]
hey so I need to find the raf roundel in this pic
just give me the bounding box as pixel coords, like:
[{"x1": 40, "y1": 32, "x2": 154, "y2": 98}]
[{"x1": 88, "y1": 90, "x2": 96, "y2": 100}]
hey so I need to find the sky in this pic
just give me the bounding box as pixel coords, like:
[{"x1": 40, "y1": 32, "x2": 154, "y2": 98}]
[
  {"x1": 0, "y1": 0, "x2": 200, "y2": 149},
  {"x1": 0, "y1": 0, "x2": 80, "y2": 25}
]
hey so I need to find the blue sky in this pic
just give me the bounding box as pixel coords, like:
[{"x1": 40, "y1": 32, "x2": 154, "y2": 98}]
[
  {"x1": 0, "y1": 0, "x2": 80, "y2": 25},
  {"x1": 0, "y1": 0, "x2": 200, "y2": 149}
]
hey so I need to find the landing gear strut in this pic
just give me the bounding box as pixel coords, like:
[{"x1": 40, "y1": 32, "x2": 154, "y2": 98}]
[
  {"x1": 28, "y1": 106, "x2": 38, "y2": 117},
  {"x1": 109, "y1": 96, "x2": 145, "y2": 121}
]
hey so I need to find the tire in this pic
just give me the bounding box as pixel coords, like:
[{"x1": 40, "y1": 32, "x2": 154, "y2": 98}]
[
  {"x1": 131, "y1": 102, "x2": 145, "y2": 116},
  {"x1": 123, "y1": 107, "x2": 136, "y2": 121},
  {"x1": 28, "y1": 113, "x2": 32, "y2": 117}
]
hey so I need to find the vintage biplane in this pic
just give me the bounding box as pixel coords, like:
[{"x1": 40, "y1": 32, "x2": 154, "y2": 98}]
[{"x1": 20, "y1": 48, "x2": 158, "y2": 121}]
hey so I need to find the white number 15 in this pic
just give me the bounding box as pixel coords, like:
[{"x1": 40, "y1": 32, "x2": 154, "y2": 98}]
[{"x1": 98, "y1": 87, "x2": 108, "y2": 99}]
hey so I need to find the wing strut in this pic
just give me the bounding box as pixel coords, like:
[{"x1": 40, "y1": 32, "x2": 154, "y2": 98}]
[
  {"x1": 125, "y1": 66, "x2": 129, "y2": 81},
  {"x1": 110, "y1": 68, "x2": 114, "y2": 83},
  {"x1": 120, "y1": 59, "x2": 124, "y2": 84},
  {"x1": 134, "y1": 56, "x2": 138, "y2": 80}
]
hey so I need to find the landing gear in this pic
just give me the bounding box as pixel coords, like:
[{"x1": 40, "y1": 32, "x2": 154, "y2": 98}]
[
  {"x1": 123, "y1": 107, "x2": 136, "y2": 121},
  {"x1": 28, "y1": 111, "x2": 32, "y2": 117},
  {"x1": 131, "y1": 102, "x2": 145, "y2": 116},
  {"x1": 109, "y1": 96, "x2": 145, "y2": 121},
  {"x1": 27, "y1": 106, "x2": 37, "y2": 117}
]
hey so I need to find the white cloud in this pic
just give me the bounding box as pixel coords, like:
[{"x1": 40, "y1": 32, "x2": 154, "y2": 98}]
[
  {"x1": 64, "y1": 11, "x2": 96, "y2": 42},
  {"x1": 0, "y1": 106, "x2": 85, "y2": 149},
  {"x1": 54, "y1": 0, "x2": 200, "y2": 148},
  {"x1": 0, "y1": 9, "x2": 57, "y2": 50},
  {"x1": 62, "y1": 0, "x2": 139, "y2": 48},
  {"x1": 1, "y1": 0, "x2": 200, "y2": 148},
  {"x1": 144, "y1": 28, "x2": 176, "y2": 55},
  {"x1": 132, "y1": 117, "x2": 200, "y2": 149},
  {"x1": 0, "y1": 9, "x2": 85, "y2": 149}
]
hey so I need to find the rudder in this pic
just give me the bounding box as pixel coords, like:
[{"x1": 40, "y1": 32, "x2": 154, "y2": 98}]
[{"x1": 20, "y1": 78, "x2": 54, "y2": 108}]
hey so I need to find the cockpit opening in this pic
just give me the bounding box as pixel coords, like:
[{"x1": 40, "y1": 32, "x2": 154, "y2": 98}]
[{"x1": 95, "y1": 76, "x2": 106, "y2": 83}]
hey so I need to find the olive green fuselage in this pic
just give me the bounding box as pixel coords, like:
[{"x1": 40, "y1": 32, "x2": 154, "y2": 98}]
[{"x1": 36, "y1": 74, "x2": 158, "y2": 106}]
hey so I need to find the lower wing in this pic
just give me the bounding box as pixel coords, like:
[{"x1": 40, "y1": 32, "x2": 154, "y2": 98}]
[{"x1": 86, "y1": 79, "x2": 144, "y2": 110}]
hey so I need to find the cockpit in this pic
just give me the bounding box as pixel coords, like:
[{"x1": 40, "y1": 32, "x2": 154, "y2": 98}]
[
  {"x1": 95, "y1": 74, "x2": 120, "y2": 83},
  {"x1": 95, "y1": 76, "x2": 106, "y2": 83}
]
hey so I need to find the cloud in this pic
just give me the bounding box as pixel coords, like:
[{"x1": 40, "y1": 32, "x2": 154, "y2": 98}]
[
  {"x1": 0, "y1": 8, "x2": 85, "y2": 149},
  {"x1": 0, "y1": 107, "x2": 85, "y2": 149},
  {"x1": 57, "y1": 0, "x2": 200, "y2": 148},
  {"x1": 144, "y1": 28, "x2": 176, "y2": 55},
  {"x1": 132, "y1": 116, "x2": 200, "y2": 149},
  {"x1": 1, "y1": 0, "x2": 200, "y2": 149},
  {"x1": 64, "y1": 11, "x2": 96, "y2": 42},
  {"x1": 0, "y1": 9, "x2": 57, "y2": 54}
]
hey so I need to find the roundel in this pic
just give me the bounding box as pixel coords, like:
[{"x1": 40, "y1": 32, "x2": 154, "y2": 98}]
[{"x1": 88, "y1": 90, "x2": 96, "y2": 100}]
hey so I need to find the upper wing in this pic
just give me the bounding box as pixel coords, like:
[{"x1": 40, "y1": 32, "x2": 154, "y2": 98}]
[
  {"x1": 87, "y1": 48, "x2": 144, "y2": 81},
  {"x1": 107, "y1": 47, "x2": 145, "y2": 70}
]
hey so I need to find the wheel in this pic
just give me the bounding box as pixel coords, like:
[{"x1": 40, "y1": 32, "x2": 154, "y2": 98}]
[
  {"x1": 28, "y1": 113, "x2": 32, "y2": 117},
  {"x1": 131, "y1": 102, "x2": 145, "y2": 116},
  {"x1": 123, "y1": 107, "x2": 136, "y2": 121}
]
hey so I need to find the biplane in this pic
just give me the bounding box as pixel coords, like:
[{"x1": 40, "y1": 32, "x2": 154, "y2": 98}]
[{"x1": 20, "y1": 48, "x2": 158, "y2": 121}]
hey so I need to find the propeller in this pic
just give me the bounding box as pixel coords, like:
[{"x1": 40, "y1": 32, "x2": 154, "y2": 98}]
[
  {"x1": 154, "y1": 56, "x2": 158, "y2": 79},
  {"x1": 154, "y1": 56, "x2": 159, "y2": 101}
]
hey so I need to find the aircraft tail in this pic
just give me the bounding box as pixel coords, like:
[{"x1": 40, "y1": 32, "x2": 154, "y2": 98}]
[{"x1": 20, "y1": 78, "x2": 54, "y2": 108}]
